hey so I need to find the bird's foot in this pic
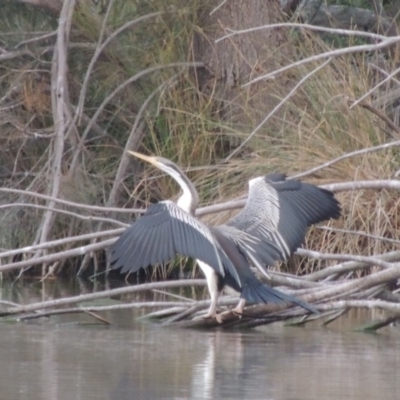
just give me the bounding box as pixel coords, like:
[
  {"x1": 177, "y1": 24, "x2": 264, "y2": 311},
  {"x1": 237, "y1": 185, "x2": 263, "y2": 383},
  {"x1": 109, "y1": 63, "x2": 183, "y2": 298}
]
[
  {"x1": 193, "y1": 311, "x2": 223, "y2": 324},
  {"x1": 230, "y1": 304, "x2": 245, "y2": 316},
  {"x1": 215, "y1": 313, "x2": 223, "y2": 324},
  {"x1": 217, "y1": 307, "x2": 243, "y2": 321}
]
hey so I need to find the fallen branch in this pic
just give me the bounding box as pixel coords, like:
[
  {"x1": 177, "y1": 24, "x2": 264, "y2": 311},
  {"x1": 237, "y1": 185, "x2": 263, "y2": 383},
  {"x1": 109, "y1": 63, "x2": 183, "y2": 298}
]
[
  {"x1": 0, "y1": 228, "x2": 123, "y2": 259},
  {"x1": 0, "y1": 279, "x2": 206, "y2": 316},
  {"x1": 0, "y1": 239, "x2": 116, "y2": 273},
  {"x1": 304, "y1": 250, "x2": 400, "y2": 281},
  {"x1": 296, "y1": 248, "x2": 395, "y2": 269}
]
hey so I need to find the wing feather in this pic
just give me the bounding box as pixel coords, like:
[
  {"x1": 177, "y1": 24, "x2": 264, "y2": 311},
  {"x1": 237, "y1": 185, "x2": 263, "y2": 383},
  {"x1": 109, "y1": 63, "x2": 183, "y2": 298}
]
[
  {"x1": 110, "y1": 201, "x2": 240, "y2": 284},
  {"x1": 224, "y1": 174, "x2": 340, "y2": 269}
]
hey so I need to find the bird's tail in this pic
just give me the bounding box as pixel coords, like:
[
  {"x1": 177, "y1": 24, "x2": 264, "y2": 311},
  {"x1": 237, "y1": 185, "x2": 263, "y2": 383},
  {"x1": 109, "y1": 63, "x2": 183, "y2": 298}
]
[{"x1": 241, "y1": 281, "x2": 317, "y2": 313}]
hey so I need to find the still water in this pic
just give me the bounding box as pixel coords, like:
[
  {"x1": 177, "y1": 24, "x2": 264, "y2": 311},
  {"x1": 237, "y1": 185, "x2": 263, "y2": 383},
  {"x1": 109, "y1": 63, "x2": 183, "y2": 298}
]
[{"x1": 1, "y1": 281, "x2": 399, "y2": 400}]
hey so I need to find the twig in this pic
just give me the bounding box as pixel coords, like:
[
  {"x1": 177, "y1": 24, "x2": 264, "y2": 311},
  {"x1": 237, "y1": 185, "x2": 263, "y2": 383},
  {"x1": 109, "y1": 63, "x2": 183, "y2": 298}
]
[
  {"x1": 368, "y1": 62, "x2": 400, "y2": 87},
  {"x1": 74, "y1": 0, "x2": 116, "y2": 122},
  {"x1": 75, "y1": 10, "x2": 163, "y2": 121},
  {"x1": 0, "y1": 228, "x2": 123, "y2": 259},
  {"x1": 352, "y1": 99, "x2": 400, "y2": 137},
  {"x1": 292, "y1": 140, "x2": 400, "y2": 179},
  {"x1": 0, "y1": 188, "x2": 143, "y2": 214},
  {"x1": 0, "y1": 43, "x2": 95, "y2": 62},
  {"x1": 0, "y1": 239, "x2": 116, "y2": 273},
  {"x1": 70, "y1": 62, "x2": 204, "y2": 171},
  {"x1": 14, "y1": 31, "x2": 57, "y2": 49},
  {"x1": 3, "y1": 178, "x2": 397, "y2": 226},
  {"x1": 196, "y1": 198, "x2": 246, "y2": 216},
  {"x1": 224, "y1": 58, "x2": 332, "y2": 161},
  {"x1": 0, "y1": 203, "x2": 128, "y2": 227},
  {"x1": 107, "y1": 74, "x2": 179, "y2": 207},
  {"x1": 210, "y1": 0, "x2": 227, "y2": 15},
  {"x1": 79, "y1": 75, "x2": 179, "y2": 274},
  {"x1": 216, "y1": 22, "x2": 389, "y2": 44},
  {"x1": 350, "y1": 65, "x2": 400, "y2": 109},
  {"x1": 0, "y1": 49, "x2": 34, "y2": 61},
  {"x1": 243, "y1": 36, "x2": 400, "y2": 86},
  {"x1": 318, "y1": 226, "x2": 400, "y2": 246}
]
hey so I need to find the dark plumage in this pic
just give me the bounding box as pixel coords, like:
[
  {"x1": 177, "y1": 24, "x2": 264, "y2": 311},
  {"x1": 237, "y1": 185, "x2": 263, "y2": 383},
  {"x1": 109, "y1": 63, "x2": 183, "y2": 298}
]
[
  {"x1": 111, "y1": 200, "x2": 241, "y2": 285},
  {"x1": 223, "y1": 174, "x2": 341, "y2": 271},
  {"x1": 110, "y1": 152, "x2": 341, "y2": 320}
]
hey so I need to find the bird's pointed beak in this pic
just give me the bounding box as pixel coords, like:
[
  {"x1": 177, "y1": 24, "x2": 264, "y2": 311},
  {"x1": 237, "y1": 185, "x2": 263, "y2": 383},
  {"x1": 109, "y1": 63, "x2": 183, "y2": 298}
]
[{"x1": 127, "y1": 151, "x2": 158, "y2": 167}]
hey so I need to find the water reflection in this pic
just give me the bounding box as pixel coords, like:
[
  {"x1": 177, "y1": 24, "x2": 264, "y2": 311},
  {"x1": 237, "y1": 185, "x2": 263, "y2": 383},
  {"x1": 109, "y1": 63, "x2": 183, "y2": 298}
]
[{"x1": 0, "y1": 280, "x2": 399, "y2": 400}]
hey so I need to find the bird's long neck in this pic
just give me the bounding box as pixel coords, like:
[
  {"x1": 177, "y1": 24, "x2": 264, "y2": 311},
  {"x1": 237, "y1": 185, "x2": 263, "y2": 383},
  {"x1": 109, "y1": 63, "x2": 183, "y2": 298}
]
[{"x1": 174, "y1": 172, "x2": 199, "y2": 215}]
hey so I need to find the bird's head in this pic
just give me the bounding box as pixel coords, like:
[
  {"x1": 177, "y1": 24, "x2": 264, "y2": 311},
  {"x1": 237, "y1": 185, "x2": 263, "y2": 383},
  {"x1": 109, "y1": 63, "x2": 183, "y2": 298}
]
[
  {"x1": 127, "y1": 151, "x2": 199, "y2": 213},
  {"x1": 127, "y1": 151, "x2": 184, "y2": 181}
]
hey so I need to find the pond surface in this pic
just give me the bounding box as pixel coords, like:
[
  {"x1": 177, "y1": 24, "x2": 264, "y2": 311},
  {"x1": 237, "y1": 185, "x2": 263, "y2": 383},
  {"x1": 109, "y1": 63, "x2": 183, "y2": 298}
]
[{"x1": 1, "y1": 280, "x2": 399, "y2": 400}]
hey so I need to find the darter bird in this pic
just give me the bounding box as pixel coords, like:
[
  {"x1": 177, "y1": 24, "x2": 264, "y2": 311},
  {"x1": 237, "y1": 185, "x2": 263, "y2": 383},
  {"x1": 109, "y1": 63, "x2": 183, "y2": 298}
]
[{"x1": 110, "y1": 152, "x2": 341, "y2": 321}]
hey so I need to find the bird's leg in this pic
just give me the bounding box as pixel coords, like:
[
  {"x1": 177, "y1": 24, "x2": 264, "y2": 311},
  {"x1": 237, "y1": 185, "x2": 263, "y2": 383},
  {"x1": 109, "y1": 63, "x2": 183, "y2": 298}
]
[
  {"x1": 193, "y1": 291, "x2": 223, "y2": 323},
  {"x1": 193, "y1": 263, "x2": 224, "y2": 323},
  {"x1": 203, "y1": 295, "x2": 218, "y2": 319},
  {"x1": 201, "y1": 283, "x2": 222, "y2": 322},
  {"x1": 231, "y1": 298, "x2": 246, "y2": 315}
]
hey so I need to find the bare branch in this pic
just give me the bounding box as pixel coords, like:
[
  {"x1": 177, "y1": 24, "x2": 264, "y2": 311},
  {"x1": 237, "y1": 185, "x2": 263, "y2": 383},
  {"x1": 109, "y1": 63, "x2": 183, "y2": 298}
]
[
  {"x1": 0, "y1": 228, "x2": 123, "y2": 260},
  {"x1": 350, "y1": 99, "x2": 400, "y2": 138},
  {"x1": 296, "y1": 248, "x2": 395, "y2": 269},
  {"x1": 70, "y1": 62, "x2": 204, "y2": 171},
  {"x1": 210, "y1": 0, "x2": 228, "y2": 15},
  {"x1": 107, "y1": 74, "x2": 179, "y2": 207},
  {"x1": 0, "y1": 279, "x2": 207, "y2": 316},
  {"x1": 309, "y1": 263, "x2": 400, "y2": 302},
  {"x1": 368, "y1": 62, "x2": 400, "y2": 87},
  {"x1": 304, "y1": 250, "x2": 400, "y2": 281},
  {"x1": 350, "y1": 65, "x2": 400, "y2": 108},
  {"x1": 244, "y1": 36, "x2": 400, "y2": 86},
  {"x1": 318, "y1": 226, "x2": 400, "y2": 246},
  {"x1": 75, "y1": 10, "x2": 163, "y2": 122},
  {"x1": 0, "y1": 203, "x2": 128, "y2": 227},
  {"x1": 0, "y1": 239, "x2": 115, "y2": 273},
  {"x1": 289, "y1": 140, "x2": 400, "y2": 180},
  {"x1": 14, "y1": 31, "x2": 57, "y2": 49},
  {"x1": 224, "y1": 58, "x2": 332, "y2": 161},
  {"x1": 216, "y1": 22, "x2": 389, "y2": 44},
  {"x1": 0, "y1": 188, "x2": 143, "y2": 214},
  {"x1": 37, "y1": 0, "x2": 75, "y2": 252},
  {"x1": 323, "y1": 180, "x2": 400, "y2": 192}
]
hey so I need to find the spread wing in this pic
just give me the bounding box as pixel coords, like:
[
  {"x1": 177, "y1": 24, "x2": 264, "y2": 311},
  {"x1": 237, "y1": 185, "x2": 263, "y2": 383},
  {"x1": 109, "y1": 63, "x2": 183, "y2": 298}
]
[
  {"x1": 222, "y1": 173, "x2": 341, "y2": 270},
  {"x1": 109, "y1": 200, "x2": 241, "y2": 285}
]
